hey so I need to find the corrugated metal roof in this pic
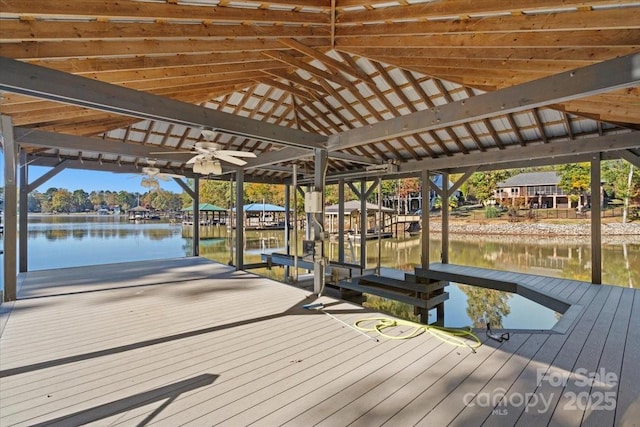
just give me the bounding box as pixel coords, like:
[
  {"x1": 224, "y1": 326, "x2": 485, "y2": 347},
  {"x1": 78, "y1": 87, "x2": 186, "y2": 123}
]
[{"x1": 498, "y1": 171, "x2": 561, "y2": 187}]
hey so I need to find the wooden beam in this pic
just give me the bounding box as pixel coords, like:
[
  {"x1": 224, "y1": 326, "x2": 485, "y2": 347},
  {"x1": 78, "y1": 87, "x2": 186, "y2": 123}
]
[
  {"x1": 1, "y1": 38, "x2": 330, "y2": 60},
  {"x1": 23, "y1": 52, "x2": 279, "y2": 74},
  {"x1": 341, "y1": 46, "x2": 638, "y2": 62},
  {"x1": 397, "y1": 131, "x2": 640, "y2": 173},
  {"x1": 327, "y1": 53, "x2": 640, "y2": 151},
  {"x1": 1, "y1": 0, "x2": 328, "y2": 24},
  {"x1": 278, "y1": 38, "x2": 371, "y2": 82},
  {"x1": 1, "y1": 19, "x2": 329, "y2": 41},
  {"x1": 337, "y1": 0, "x2": 634, "y2": 24},
  {"x1": 336, "y1": 8, "x2": 640, "y2": 34},
  {"x1": 0, "y1": 57, "x2": 327, "y2": 149},
  {"x1": 262, "y1": 50, "x2": 353, "y2": 88},
  {"x1": 336, "y1": 30, "x2": 639, "y2": 49}
]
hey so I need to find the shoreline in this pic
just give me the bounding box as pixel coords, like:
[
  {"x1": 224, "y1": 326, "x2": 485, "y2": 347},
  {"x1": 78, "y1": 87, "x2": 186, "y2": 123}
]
[{"x1": 425, "y1": 221, "x2": 640, "y2": 244}]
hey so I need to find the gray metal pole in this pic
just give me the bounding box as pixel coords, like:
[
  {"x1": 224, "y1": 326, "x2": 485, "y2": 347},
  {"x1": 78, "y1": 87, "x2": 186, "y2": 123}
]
[
  {"x1": 235, "y1": 169, "x2": 244, "y2": 270},
  {"x1": 18, "y1": 149, "x2": 28, "y2": 272},
  {"x1": 338, "y1": 179, "x2": 345, "y2": 264},
  {"x1": 421, "y1": 170, "x2": 430, "y2": 269},
  {"x1": 1, "y1": 115, "x2": 18, "y2": 301},
  {"x1": 284, "y1": 183, "x2": 290, "y2": 279},
  {"x1": 441, "y1": 172, "x2": 450, "y2": 264},
  {"x1": 312, "y1": 148, "x2": 328, "y2": 295},
  {"x1": 591, "y1": 155, "x2": 602, "y2": 284},
  {"x1": 360, "y1": 179, "x2": 367, "y2": 269},
  {"x1": 192, "y1": 176, "x2": 200, "y2": 256}
]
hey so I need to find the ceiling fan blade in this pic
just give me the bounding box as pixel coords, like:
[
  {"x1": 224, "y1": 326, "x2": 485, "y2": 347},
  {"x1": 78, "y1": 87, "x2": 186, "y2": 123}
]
[
  {"x1": 148, "y1": 150, "x2": 193, "y2": 154},
  {"x1": 186, "y1": 154, "x2": 208, "y2": 164},
  {"x1": 216, "y1": 150, "x2": 257, "y2": 158},
  {"x1": 156, "y1": 174, "x2": 171, "y2": 181},
  {"x1": 214, "y1": 152, "x2": 247, "y2": 166}
]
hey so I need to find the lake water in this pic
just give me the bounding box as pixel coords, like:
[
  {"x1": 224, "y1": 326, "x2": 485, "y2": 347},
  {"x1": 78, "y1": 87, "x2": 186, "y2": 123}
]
[{"x1": 1, "y1": 215, "x2": 638, "y2": 329}]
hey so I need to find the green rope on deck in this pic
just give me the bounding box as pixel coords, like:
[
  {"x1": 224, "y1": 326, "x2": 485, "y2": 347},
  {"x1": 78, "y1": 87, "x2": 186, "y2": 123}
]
[{"x1": 354, "y1": 317, "x2": 482, "y2": 353}]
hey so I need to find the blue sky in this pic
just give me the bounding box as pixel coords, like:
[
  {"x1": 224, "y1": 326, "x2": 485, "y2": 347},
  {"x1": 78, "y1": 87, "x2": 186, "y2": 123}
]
[{"x1": 0, "y1": 153, "x2": 183, "y2": 193}]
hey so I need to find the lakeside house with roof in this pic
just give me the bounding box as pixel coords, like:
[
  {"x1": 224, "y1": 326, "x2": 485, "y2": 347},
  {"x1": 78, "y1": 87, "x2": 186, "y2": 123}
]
[{"x1": 496, "y1": 171, "x2": 570, "y2": 209}]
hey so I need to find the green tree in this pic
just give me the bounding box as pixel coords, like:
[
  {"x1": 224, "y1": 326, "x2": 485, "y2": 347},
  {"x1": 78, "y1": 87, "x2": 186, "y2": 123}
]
[
  {"x1": 148, "y1": 189, "x2": 182, "y2": 211},
  {"x1": 115, "y1": 190, "x2": 134, "y2": 210},
  {"x1": 50, "y1": 189, "x2": 74, "y2": 213},
  {"x1": 27, "y1": 191, "x2": 42, "y2": 212},
  {"x1": 460, "y1": 286, "x2": 511, "y2": 329},
  {"x1": 602, "y1": 159, "x2": 640, "y2": 218},
  {"x1": 72, "y1": 189, "x2": 91, "y2": 212},
  {"x1": 200, "y1": 179, "x2": 234, "y2": 208},
  {"x1": 103, "y1": 190, "x2": 117, "y2": 208},
  {"x1": 559, "y1": 162, "x2": 591, "y2": 208},
  {"x1": 244, "y1": 183, "x2": 285, "y2": 205},
  {"x1": 466, "y1": 171, "x2": 512, "y2": 204},
  {"x1": 89, "y1": 191, "x2": 103, "y2": 209}
]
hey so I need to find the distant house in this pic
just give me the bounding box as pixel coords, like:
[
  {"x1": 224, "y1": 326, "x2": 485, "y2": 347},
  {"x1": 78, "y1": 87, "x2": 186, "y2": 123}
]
[{"x1": 496, "y1": 172, "x2": 570, "y2": 209}]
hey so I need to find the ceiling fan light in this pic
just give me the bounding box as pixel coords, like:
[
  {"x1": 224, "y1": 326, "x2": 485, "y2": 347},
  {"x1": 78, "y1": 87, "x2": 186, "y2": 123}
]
[
  {"x1": 201, "y1": 129, "x2": 217, "y2": 141},
  {"x1": 193, "y1": 159, "x2": 222, "y2": 175}
]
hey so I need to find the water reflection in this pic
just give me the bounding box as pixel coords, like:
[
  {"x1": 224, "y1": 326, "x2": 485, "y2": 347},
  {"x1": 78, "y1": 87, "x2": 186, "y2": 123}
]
[
  {"x1": 2, "y1": 217, "x2": 638, "y2": 286},
  {"x1": 2, "y1": 218, "x2": 638, "y2": 322}
]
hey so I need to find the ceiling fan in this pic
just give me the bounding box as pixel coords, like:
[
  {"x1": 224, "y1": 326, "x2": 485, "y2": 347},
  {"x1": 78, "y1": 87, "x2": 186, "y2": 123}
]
[
  {"x1": 138, "y1": 162, "x2": 183, "y2": 190},
  {"x1": 152, "y1": 130, "x2": 257, "y2": 175}
]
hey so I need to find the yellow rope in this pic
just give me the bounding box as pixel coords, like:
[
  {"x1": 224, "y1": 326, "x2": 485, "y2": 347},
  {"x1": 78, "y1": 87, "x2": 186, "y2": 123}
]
[{"x1": 354, "y1": 317, "x2": 482, "y2": 352}]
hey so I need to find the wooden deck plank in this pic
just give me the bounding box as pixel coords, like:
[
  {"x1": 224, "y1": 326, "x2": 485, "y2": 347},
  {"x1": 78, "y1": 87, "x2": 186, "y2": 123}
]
[
  {"x1": 614, "y1": 288, "x2": 640, "y2": 426},
  {"x1": 107, "y1": 318, "x2": 384, "y2": 425},
  {"x1": 374, "y1": 339, "x2": 505, "y2": 426},
  {"x1": 226, "y1": 331, "x2": 444, "y2": 426},
  {"x1": 547, "y1": 286, "x2": 623, "y2": 426},
  {"x1": 581, "y1": 287, "x2": 635, "y2": 427},
  {"x1": 511, "y1": 286, "x2": 615, "y2": 426},
  {"x1": 414, "y1": 333, "x2": 533, "y2": 426},
  {"x1": 558, "y1": 280, "x2": 590, "y2": 303},
  {"x1": 480, "y1": 285, "x2": 601, "y2": 427},
  {"x1": 450, "y1": 333, "x2": 551, "y2": 426},
  {"x1": 1, "y1": 259, "x2": 638, "y2": 426},
  {"x1": 1, "y1": 312, "x2": 329, "y2": 407},
  {"x1": 250, "y1": 334, "x2": 458, "y2": 426}
]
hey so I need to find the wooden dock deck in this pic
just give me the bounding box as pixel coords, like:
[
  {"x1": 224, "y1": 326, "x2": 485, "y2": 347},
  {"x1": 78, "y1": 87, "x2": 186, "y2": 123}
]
[{"x1": 1, "y1": 257, "x2": 638, "y2": 426}]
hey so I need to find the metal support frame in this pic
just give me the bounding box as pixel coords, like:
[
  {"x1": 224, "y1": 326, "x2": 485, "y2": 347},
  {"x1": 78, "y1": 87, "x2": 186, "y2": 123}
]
[
  {"x1": 235, "y1": 169, "x2": 244, "y2": 270},
  {"x1": 338, "y1": 179, "x2": 345, "y2": 264},
  {"x1": 284, "y1": 183, "x2": 291, "y2": 279},
  {"x1": 441, "y1": 171, "x2": 449, "y2": 264},
  {"x1": 18, "y1": 149, "x2": 28, "y2": 272},
  {"x1": 591, "y1": 155, "x2": 602, "y2": 284},
  {"x1": 312, "y1": 148, "x2": 328, "y2": 295},
  {"x1": 421, "y1": 169, "x2": 430, "y2": 270},
  {"x1": 359, "y1": 180, "x2": 367, "y2": 268},
  {"x1": 1, "y1": 115, "x2": 18, "y2": 301},
  {"x1": 192, "y1": 176, "x2": 200, "y2": 257}
]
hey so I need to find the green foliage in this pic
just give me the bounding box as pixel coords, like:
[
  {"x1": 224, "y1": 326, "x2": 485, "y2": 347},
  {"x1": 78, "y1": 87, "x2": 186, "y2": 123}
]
[
  {"x1": 459, "y1": 286, "x2": 511, "y2": 329},
  {"x1": 559, "y1": 162, "x2": 590, "y2": 195},
  {"x1": 197, "y1": 179, "x2": 233, "y2": 208},
  {"x1": 467, "y1": 170, "x2": 513, "y2": 203},
  {"x1": 603, "y1": 160, "x2": 640, "y2": 203},
  {"x1": 484, "y1": 205, "x2": 500, "y2": 219},
  {"x1": 50, "y1": 189, "x2": 74, "y2": 213},
  {"x1": 363, "y1": 295, "x2": 420, "y2": 322}
]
